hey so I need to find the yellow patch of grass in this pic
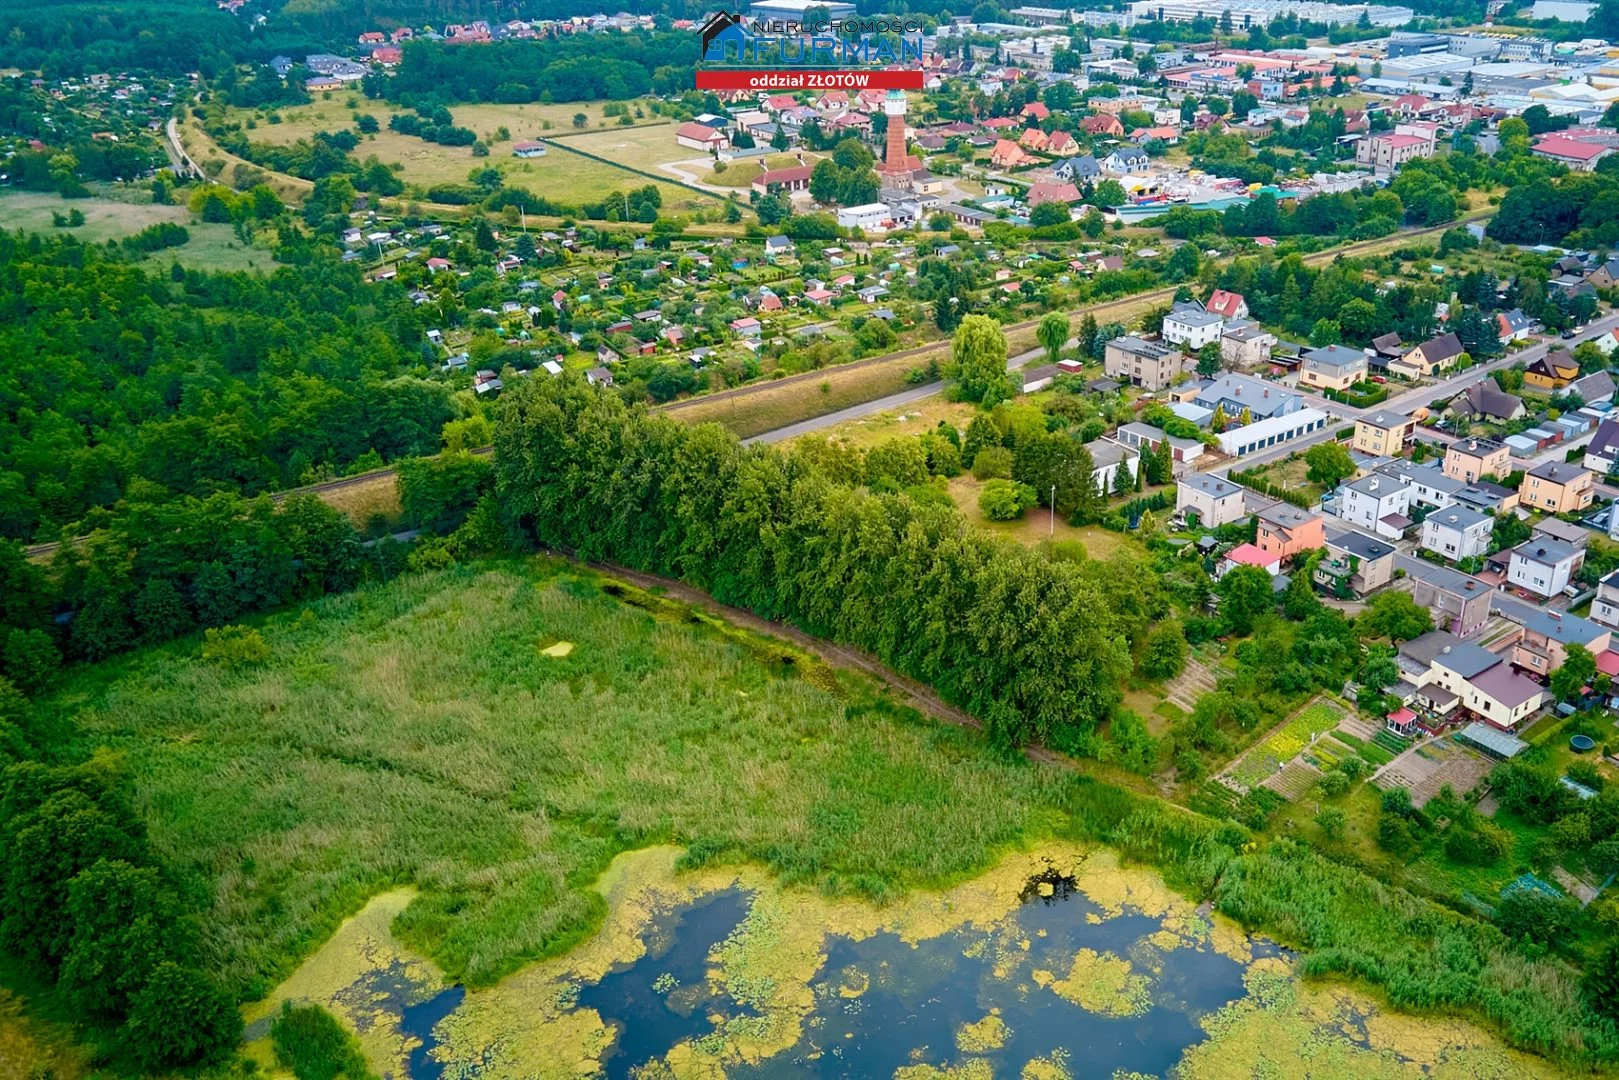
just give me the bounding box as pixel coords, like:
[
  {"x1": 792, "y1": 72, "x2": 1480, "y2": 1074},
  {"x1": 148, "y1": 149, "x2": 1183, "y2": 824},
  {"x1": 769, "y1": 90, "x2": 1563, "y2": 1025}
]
[
  {"x1": 309, "y1": 471, "x2": 401, "y2": 528},
  {"x1": 801, "y1": 397, "x2": 979, "y2": 450},
  {"x1": 0, "y1": 989, "x2": 91, "y2": 1080}
]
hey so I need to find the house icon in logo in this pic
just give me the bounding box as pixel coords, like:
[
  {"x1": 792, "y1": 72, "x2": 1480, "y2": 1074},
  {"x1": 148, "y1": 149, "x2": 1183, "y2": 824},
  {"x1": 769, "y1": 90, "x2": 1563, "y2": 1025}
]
[{"x1": 700, "y1": 11, "x2": 746, "y2": 61}]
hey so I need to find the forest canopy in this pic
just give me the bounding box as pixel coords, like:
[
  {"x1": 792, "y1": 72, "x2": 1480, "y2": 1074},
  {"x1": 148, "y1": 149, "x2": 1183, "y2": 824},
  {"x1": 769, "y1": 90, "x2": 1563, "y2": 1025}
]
[{"x1": 0, "y1": 232, "x2": 455, "y2": 542}]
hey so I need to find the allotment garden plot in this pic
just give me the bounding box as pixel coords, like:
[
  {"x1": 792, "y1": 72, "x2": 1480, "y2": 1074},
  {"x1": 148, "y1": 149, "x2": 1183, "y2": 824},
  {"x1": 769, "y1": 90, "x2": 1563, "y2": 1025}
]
[{"x1": 1219, "y1": 697, "x2": 1393, "y2": 800}]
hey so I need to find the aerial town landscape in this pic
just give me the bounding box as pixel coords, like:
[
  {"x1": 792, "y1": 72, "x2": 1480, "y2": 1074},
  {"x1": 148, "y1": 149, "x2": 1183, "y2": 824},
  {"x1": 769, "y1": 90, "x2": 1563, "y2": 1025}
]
[{"x1": 19, "y1": 0, "x2": 1619, "y2": 1077}]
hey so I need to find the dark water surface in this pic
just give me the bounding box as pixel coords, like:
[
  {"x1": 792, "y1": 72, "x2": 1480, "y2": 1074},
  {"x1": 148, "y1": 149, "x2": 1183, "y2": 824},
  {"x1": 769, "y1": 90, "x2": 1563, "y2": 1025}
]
[{"x1": 563, "y1": 870, "x2": 1270, "y2": 1079}]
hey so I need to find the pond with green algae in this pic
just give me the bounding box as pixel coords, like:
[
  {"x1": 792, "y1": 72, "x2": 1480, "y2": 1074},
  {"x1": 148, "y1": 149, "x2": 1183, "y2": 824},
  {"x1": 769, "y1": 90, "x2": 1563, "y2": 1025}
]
[{"x1": 241, "y1": 844, "x2": 1577, "y2": 1080}]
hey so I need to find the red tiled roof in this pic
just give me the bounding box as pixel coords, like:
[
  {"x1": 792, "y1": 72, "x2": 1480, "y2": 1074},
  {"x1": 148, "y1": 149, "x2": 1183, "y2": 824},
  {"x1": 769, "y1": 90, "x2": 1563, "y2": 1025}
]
[{"x1": 1535, "y1": 135, "x2": 1608, "y2": 161}]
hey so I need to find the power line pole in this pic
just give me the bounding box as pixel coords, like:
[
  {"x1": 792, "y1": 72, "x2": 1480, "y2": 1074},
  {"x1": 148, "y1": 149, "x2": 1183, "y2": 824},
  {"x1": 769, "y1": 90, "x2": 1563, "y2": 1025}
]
[{"x1": 1050, "y1": 484, "x2": 1056, "y2": 538}]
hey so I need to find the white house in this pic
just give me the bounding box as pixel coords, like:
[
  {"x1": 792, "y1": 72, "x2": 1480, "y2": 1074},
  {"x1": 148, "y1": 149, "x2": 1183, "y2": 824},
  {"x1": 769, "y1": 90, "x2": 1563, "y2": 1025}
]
[
  {"x1": 1592, "y1": 569, "x2": 1619, "y2": 631},
  {"x1": 1507, "y1": 539, "x2": 1580, "y2": 599},
  {"x1": 1176, "y1": 474, "x2": 1248, "y2": 527},
  {"x1": 676, "y1": 121, "x2": 729, "y2": 151},
  {"x1": 1420, "y1": 505, "x2": 1494, "y2": 562},
  {"x1": 1162, "y1": 306, "x2": 1225, "y2": 350},
  {"x1": 1085, "y1": 437, "x2": 1140, "y2": 493},
  {"x1": 1376, "y1": 460, "x2": 1465, "y2": 510},
  {"x1": 1584, "y1": 418, "x2": 1619, "y2": 476},
  {"x1": 1340, "y1": 473, "x2": 1412, "y2": 540},
  {"x1": 1103, "y1": 147, "x2": 1150, "y2": 174}
]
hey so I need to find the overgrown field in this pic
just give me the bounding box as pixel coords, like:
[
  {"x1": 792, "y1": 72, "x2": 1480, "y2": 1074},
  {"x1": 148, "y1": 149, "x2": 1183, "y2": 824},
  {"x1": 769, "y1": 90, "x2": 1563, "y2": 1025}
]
[
  {"x1": 42, "y1": 560, "x2": 1058, "y2": 997},
  {"x1": 29, "y1": 556, "x2": 1619, "y2": 1067},
  {"x1": 0, "y1": 191, "x2": 268, "y2": 273}
]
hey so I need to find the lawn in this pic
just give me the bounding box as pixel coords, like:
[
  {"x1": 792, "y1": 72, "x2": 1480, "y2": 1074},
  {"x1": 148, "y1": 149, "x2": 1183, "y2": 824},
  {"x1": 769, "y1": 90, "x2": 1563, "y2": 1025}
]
[
  {"x1": 0, "y1": 190, "x2": 270, "y2": 273},
  {"x1": 945, "y1": 475, "x2": 1147, "y2": 559},
  {"x1": 1236, "y1": 455, "x2": 1326, "y2": 503},
  {"x1": 42, "y1": 559, "x2": 1067, "y2": 997}
]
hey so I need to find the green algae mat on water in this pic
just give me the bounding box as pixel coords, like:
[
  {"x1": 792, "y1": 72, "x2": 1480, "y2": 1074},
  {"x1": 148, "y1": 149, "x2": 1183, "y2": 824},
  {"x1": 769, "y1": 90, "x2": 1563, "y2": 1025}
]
[{"x1": 244, "y1": 842, "x2": 1575, "y2": 1080}]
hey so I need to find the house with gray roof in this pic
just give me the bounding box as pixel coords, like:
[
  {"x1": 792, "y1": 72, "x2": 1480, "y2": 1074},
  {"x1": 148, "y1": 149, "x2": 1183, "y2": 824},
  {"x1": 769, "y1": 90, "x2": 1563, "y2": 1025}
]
[
  {"x1": 1507, "y1": 539, "x2": 1580, "y2": 599},
  {"x1": 1299, "y1": 344, "x2": 1369, "y2": 391},
  {"x1": 1192, "y1": 373, "x2": 1300, "y2": 421},
  {"x1": 1420, "y1": 504, "x2": 1493, "y2": 562},
  {"x1": 1394, "y1": 555, "x2": 1494, "y2": 638}
]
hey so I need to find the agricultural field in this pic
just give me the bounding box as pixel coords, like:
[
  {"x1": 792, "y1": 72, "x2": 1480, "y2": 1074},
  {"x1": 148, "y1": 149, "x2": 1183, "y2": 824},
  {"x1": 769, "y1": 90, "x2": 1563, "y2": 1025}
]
[
  {"x1": 0, "y1": 190, "x2": 270, "y2": 272},
  {"x1": 42, "y1": 559, "x2": 1063, "y2": 995}
]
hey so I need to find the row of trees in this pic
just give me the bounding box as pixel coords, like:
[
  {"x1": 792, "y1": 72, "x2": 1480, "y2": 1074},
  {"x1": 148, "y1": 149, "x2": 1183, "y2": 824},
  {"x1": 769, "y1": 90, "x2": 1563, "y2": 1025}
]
[{"x1": 493, "y1": 373, "x2": 1165, "y2": 748}]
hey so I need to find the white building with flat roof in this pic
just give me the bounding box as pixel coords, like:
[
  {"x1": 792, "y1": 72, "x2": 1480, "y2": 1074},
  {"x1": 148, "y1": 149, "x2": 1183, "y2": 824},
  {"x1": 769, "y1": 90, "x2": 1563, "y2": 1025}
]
[
  {"x1": 835, "y1": 203, "x2": 892, "y2": 231},
  {"x1": 1215, "y1": 406, "x2": 1330, "y2": 458}
]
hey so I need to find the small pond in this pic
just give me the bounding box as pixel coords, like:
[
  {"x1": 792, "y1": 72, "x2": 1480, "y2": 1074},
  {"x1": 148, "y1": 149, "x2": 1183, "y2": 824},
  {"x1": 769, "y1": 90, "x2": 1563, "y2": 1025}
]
[{"x1": 247, "y1": 846, "x2": 1568, "y2": 1080}]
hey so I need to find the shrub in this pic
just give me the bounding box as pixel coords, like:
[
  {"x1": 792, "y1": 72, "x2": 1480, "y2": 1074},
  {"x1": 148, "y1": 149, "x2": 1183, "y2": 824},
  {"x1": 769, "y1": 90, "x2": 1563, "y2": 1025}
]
[
  {"x1": 125, "y1": 963, "x2": 241, "y2": 1069},
  {"x1": 1445, "y1": 821, "x2": 1510, "y2": 867},
  {"x1": 200, "y1": 625, "x2": 270, "y2": 668},
  {"x1": 271, "y1": 1001, "x2": 376, "y2": 1080},
  {"x1": 978, "y1": 479, "x2": 1037, "y2": 521},
  {"x1": 971, "y1": 446, "x2": 1014, "y2": 480}
]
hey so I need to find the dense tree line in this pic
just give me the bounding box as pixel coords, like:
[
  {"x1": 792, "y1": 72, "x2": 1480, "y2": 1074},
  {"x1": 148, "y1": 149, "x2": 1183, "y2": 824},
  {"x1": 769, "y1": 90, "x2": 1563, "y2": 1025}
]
[
  {"x1": 0, "y1": 233, "x2": 458, "y2": 542},
  {"x1": 374, "y1": 33, "x2": 687, "y2": 104},
  {"x1": 1489, "y1": 160, "x2": 1619, "y2": 248},
  {"x1": 493, "y1": 375, "x2": 1164, "y2": 749},
  {"x1": 0, "y1": 1, "x2": 242, "y2": 77}
]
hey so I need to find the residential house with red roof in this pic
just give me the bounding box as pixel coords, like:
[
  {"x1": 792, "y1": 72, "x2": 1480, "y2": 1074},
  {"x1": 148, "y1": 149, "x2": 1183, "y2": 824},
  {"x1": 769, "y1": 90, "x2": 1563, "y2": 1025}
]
[
  {"x1": 1026, "y1": 181, "x2": 1081, "y2": 206},
  {"x1": 676, "y1": 123, "x2": 728, "y2": 151},
  {"x1": 1080, "y1": 113, "x2": 1124, "y2": 137},
  {"x1": 1045, "y1": 130, "x2": 1078, "y2": 156},
  {"x1": 991, "y1": 139, "x2": 1036, "y2": 168},
  {"x1": 1206, "y1": 289, "x2": 1248, "y2": 319}
]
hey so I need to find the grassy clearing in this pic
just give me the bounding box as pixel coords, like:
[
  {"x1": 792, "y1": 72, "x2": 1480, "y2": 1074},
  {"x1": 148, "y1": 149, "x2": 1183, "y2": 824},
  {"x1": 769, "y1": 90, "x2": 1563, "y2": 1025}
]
[
  {"x1": 666, "y1": 355, "x2": 922, "y2": 437},
  {"x1": 802, "y1": 396, "x2": 980, "y2": 450},
  {"x1": 265, "y1": 94, "x2": 653, "y2": 140},
  {"x1": 0, "y1": 190, "x2": 269, "y2": 273},
  {"x1": 222, "y1": 97, "x2": 719, "y2": 213},
  {"x1": 943, "y1": 475, "x2": 1146, "y2": 559},
  {"x1": 307, "y1": 472, "x2": 402, "y2": 530},
  {"x1": 44, "y1": 559, "x2": 1062, "y2": 997},
  {"x1": 0, "y1": 984, "x2": 91, "y2": 1080}
]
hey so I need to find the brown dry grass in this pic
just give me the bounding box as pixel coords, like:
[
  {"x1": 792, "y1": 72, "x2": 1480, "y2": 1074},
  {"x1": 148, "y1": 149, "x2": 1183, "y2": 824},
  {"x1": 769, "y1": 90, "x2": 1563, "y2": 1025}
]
[{"x1": 312, "y1": 472, "x2": 403, "y2": 529}]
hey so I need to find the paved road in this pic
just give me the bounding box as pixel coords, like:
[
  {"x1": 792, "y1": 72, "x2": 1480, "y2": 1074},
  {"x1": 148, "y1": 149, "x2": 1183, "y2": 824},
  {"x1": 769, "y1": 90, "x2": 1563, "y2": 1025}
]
[{"x1": 164, "y1": 117, "x2": 204, "y2": 181}]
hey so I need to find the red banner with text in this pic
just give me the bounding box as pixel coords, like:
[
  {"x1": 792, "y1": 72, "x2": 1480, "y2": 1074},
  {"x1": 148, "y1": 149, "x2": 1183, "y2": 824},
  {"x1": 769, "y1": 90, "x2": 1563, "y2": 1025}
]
[{"x1": 695, "y1": 69, "x2": 923, "y2": 91}]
